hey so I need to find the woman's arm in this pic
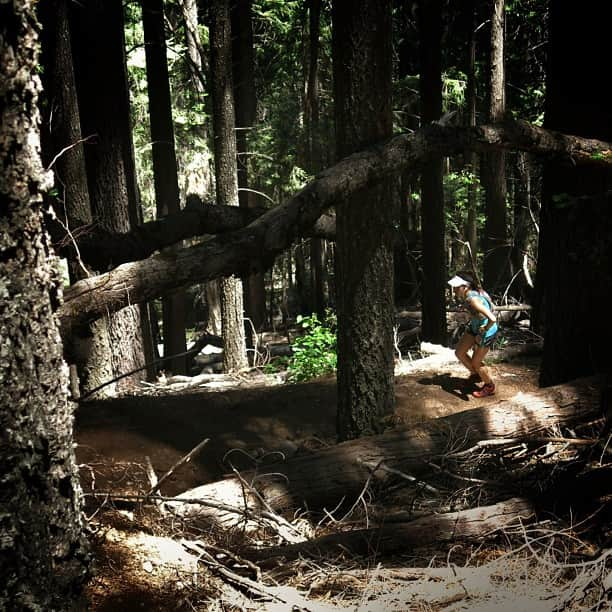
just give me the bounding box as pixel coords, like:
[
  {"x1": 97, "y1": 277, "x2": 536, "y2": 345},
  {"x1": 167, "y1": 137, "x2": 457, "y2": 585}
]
[{"x1": 467, "y1": 296, "x2": 497, "y2": 338}]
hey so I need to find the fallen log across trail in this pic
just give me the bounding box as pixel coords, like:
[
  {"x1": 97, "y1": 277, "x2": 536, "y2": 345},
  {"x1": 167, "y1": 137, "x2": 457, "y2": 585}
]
[
  {"x1": 164, "y1": 377, "x2": 601, "y2": 526},
  {"x1": 247, "y1": 497, "x2": 535, "y2": 561}
]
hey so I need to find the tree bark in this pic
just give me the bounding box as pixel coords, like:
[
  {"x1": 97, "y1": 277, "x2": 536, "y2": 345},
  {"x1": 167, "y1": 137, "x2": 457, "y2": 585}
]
[
  {"x1": 304, "y1": 0, "x2": 326, "y2": 319},
  {"x1": 57, "y1": 120, "x2": 612, "y2": 334},
  {"x1": 418, "y1": 0, "x2": 447, "y2": 345},
  {"x1": 232, "y1": 0, "x2": 267, "y2": 332},
  {"x1": 210, "y1": 0, "x2": 249, "y2": 372},
  {"x1": 143, "y1": 0, "x2": 187, "y2": 374},
  {"x1": 464, "y1": 0, "x2": 478, "y2": 259},
  {"x1": 167, "y1": 377, "x2": 600, "y2": 524},
  {"x1": 536, "y1": 2, "x2": 612, "y2": 386},
  {"x1": 332, "y1": 0, "x2": 396, "y2": 440},
  {"x1": 0, "y1": 2, "x2": 89, "y2": 606},
  {"x1": 70, "y1": 0, "x2": 152, "y2": 391},
  {"x1": 38, "y1": 0, "x2": 116, "y2": 397},
  {"x1": 482, "y1": 0, "x2": 509, "y2": 292}
]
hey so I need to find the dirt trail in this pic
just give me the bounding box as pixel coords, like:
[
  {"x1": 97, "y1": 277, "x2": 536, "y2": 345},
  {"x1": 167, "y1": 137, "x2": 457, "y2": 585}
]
[{"x1": 75, "y1": 357, "x2": 540, "y2": 496}]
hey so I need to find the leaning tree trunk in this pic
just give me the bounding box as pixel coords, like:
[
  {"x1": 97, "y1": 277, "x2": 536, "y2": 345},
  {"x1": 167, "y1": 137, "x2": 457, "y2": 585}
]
[
  {"x1": 418, "y1": 0, "x2": 447, "y2": 345},
  {"x1": 143, "y1": 0, "x2": 187, "y2": 375},
  {"x1": 0, "y1": 2, "x2": 89, "y2": 607},
  {"x1": 332, "y1": 0, "x2": 396, "y2": 440},
  {"x1": 210, "y1": 0, "x2": 248, "y2": 372},
  {"x1": 56, "y1": 120, "x2": 612, "y2": 334},
  {"x1": 168, "y1": 377, "x2": 600, "y2": 525}
]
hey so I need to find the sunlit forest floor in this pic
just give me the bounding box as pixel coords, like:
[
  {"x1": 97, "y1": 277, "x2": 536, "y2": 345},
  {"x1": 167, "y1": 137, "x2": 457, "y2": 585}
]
[{"x1": 76, "y1": 345, "x2": 610, "y2": 610}]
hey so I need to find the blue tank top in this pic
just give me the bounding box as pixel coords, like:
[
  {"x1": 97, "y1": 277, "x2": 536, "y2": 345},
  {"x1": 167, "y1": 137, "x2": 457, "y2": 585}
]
[{"x1": 466, "y1": 290, "x2": 498, "y2": 339}]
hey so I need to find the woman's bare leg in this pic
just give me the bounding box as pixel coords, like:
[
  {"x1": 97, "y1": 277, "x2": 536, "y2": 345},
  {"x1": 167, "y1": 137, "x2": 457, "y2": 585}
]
[
  {"x1": 455, "y1": 333, "x2": 478, "y2": 375},
  {"x1": 471, "y1": 345, "x2": 493, "y2": 385}
]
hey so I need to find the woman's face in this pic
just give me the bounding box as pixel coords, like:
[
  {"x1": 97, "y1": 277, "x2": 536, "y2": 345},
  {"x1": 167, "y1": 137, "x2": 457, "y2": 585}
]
[{"x1": 453, "y1": 285, "x2": 467, "y2": 300}]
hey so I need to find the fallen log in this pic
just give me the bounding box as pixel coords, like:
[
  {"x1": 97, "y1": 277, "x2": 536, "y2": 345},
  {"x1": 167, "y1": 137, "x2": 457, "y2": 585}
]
[
  {"x1": 165, "y1": 377, "x2": 600, "y2": 524},
  {"x1": 248, "y1": 497, "x2": 534, "y2": 561}
]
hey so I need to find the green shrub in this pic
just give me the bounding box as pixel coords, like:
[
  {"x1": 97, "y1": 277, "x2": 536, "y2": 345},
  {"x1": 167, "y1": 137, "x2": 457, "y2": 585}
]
[{"x1": 287, "y1": 312, "x2": 337, "y2": 382}]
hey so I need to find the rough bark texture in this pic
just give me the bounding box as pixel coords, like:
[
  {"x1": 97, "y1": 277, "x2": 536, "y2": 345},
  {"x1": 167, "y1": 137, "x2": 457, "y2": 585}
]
[
  {"x1": 70, "y1": 0, "x2": 151, "y2": 391},
  {"x1": 169, "y1": 378, "x2": 600, "y2": 526},
  {"x1": 537, "y1": 3, "x2": 612, "y2": 386},
  {"x1": 210, "y1": 0, "x2": 248, "y2": 372},
  {"x1": 38, "y1": 0, "x2": 116, "y2": 397},
  {"x1": 419, "y1": 0, "x2": 447, "y2": 345},
  {"x1": 332, "y1": 0, "x2": 396, "y2": 440},
  {"x1": 57, "y1": 120, "x2": 612, "y2": 337},
  {"x1": 0, "y1": 2, "x2": 89, "y2": 607},
  {"x1": 482, "y1": 0, "x2": 509, "y2": 292},
  {"x1": 143, "y1": 0, "x2": 187, "y2": 374}
]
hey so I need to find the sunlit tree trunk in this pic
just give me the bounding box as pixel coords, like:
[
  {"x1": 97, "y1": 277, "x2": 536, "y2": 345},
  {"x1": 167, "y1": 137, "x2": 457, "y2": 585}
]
[
  {"x1": 0, "y1": 2, "x2": 89, "y2": 605},
  {"x1": 143, "y1": 0, "x2": 187, "y2": 374},
  {"x1": 332, "y1": 0, "x2": 395, "y2": 440},
  {"x1": 210, "y1": 0, "x2": 249, "y2": 372}
]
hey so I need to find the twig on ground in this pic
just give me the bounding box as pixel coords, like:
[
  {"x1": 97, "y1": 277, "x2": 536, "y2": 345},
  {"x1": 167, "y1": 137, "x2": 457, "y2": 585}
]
[
  {"x1": 358, "y1": 458, "x2": 440, "y2": 494},
  {"x1": 144, "y1": 438, "x2": 210, "y2": 498}
]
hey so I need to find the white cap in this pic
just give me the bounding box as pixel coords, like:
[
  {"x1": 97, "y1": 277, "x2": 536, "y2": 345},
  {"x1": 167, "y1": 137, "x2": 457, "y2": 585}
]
[{"x1": 448, "y1": 275, "x2": 469, "y2": 288}]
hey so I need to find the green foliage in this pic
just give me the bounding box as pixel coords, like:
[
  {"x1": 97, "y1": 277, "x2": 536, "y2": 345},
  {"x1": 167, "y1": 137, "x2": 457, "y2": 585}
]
[
  {"x1": 442, "y1": 70, "x2": 466, "y2": 114},
  {"x1": 443, "y1": 169, "x2": 482, "y2": 236},
  {"x1": 286, "y1": 312, "x2": 337, "y2": 382}
]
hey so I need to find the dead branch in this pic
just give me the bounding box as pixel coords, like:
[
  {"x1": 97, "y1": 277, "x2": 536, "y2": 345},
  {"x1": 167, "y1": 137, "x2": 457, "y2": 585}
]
[{"x1": 144, "y1": 438, "x2": 209, "y2": 497}]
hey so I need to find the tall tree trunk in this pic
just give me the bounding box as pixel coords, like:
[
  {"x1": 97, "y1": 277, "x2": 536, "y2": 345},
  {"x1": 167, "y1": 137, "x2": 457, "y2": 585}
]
[
  {"x1": 181, "y1": 0, "x2": 207, "y2": 93},
  {"x1": 418, "y1": 0, "x2": 447, "y2": 344},
  {"x1": 38, "y1": 0, "x2": 116, "y2": 396},
  {"x1": 180, "y1": 0, "x2": 220, "y2": 336},
  {"x1": 304, "y1": 0, "x2": 326, "y2": 319},
  {"x1": 232, "y1": 0, "x2": 267, "y2": 333},
  {"x1": 482, "y1": 0, "x2": 509, "y2": 293},
  {"x1": 537, "y1": 2, "x2": 612, "y2": 386},
  {"x1": 0, "y1": 2, "x2": 89, "y2": 606},
  {"x1": 332, "y1": 0, "x2": 395, "y2": 440},
  {"x1": 70, "y1": 0, "x2": 153, "y2": 391},
  {"x1": 142, "y1": 0, "x2": 187, "y2": 375},
  {"x1": 465, "y1": 0, "x2": 478, "y2": 259},
  {"x1": 210, "y1": 0, "x2": 248, "y2": 372}
]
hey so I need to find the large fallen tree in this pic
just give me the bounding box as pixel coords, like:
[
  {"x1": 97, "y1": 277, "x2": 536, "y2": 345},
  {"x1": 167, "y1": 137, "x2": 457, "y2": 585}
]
[
  {"x1": 164, "y1": 377, "x2": 601, "y2": 525},
  {"x1": 59, "y1": 120, "x2": 612, "y2": 335}
]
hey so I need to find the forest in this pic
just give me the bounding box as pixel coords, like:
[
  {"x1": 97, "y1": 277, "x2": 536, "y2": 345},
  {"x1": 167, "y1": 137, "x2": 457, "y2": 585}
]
[{"x1": 1, "y1": 0, "x2": 611, "y2": 610}]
